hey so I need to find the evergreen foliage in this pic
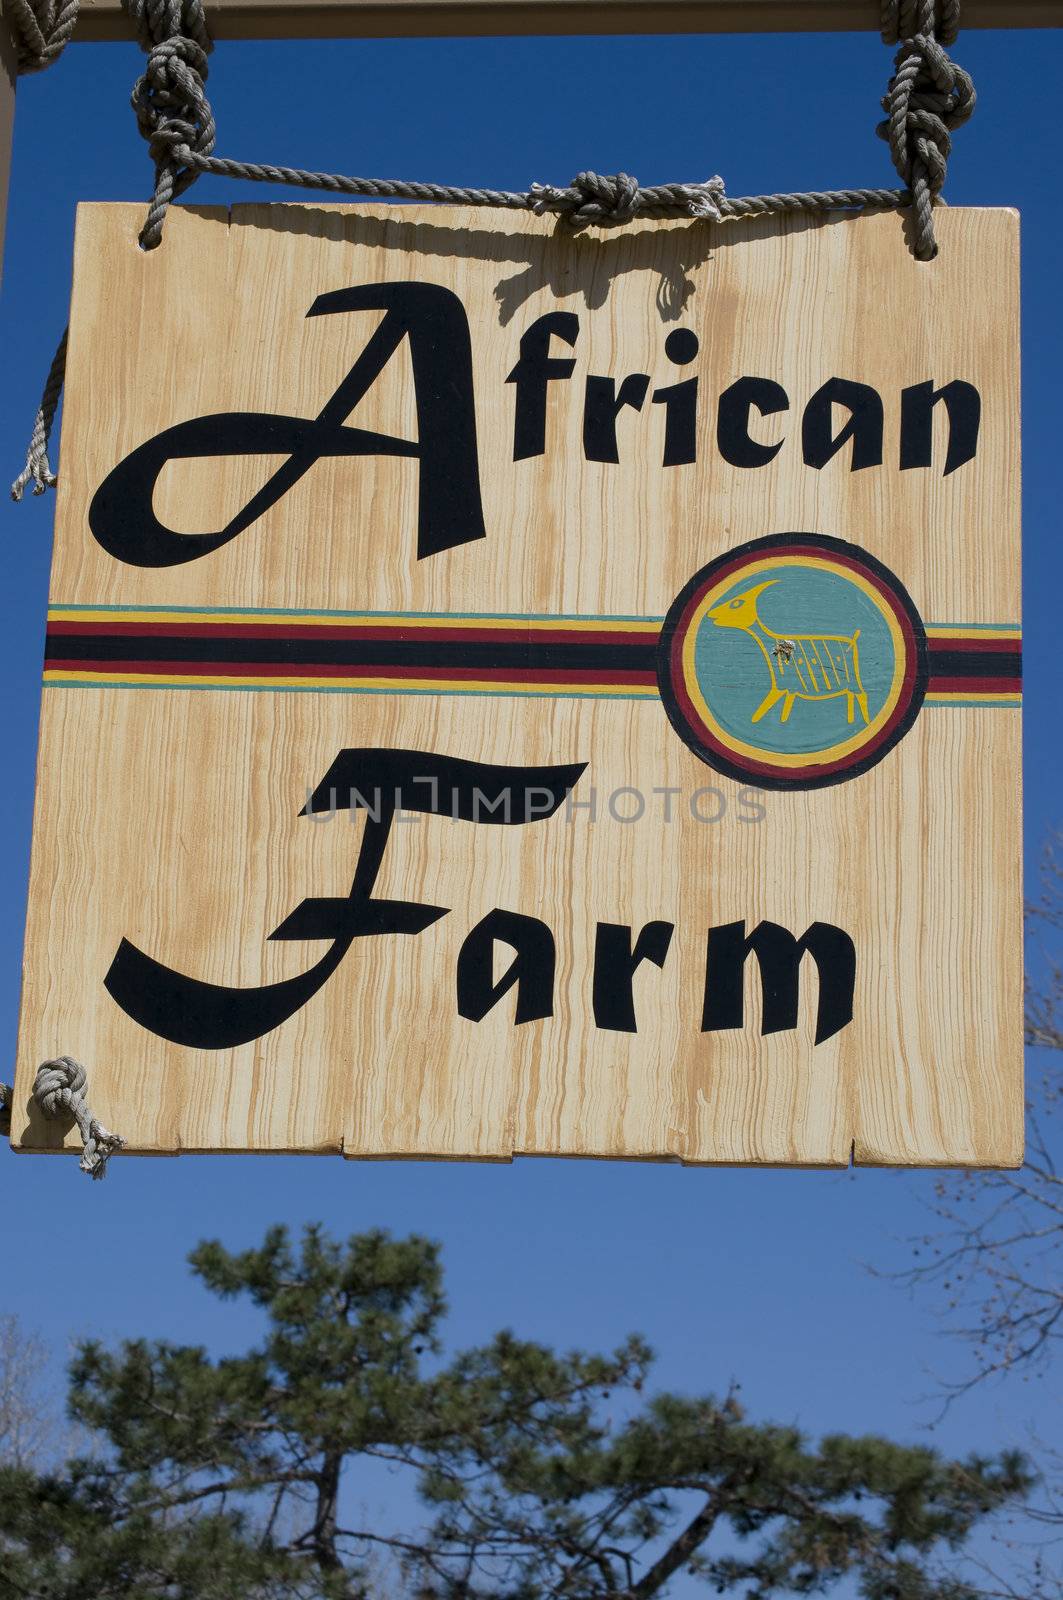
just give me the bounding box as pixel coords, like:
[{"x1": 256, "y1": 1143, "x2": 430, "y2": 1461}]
[{"x1": 0, "y1": 1224, "x2": 1031, "y2": 1599}]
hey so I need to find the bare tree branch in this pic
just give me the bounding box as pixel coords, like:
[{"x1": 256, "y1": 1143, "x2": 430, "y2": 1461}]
[{"x1": 0, "y1": 1315, "x2": 55, "y2": 1470}]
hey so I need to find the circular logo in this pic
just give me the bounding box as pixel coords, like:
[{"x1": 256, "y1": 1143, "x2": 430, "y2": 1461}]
[{"x1": 657, "y1": 533, "x2": 928, "y2": 790}]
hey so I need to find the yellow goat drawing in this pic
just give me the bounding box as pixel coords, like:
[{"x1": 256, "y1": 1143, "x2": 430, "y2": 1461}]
[{"x1": 708, "y1": 580, "x2": 870, "y2": 727}]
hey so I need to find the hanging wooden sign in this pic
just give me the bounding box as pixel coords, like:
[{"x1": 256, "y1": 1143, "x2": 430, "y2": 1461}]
[{"x1": 11, "y1": 201, "x2": 1022, "y2": 1165}]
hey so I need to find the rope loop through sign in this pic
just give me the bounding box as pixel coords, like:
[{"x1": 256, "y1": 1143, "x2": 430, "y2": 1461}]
[{"x1": 878, "y1": 6, "x2": 976, "y2": 259}]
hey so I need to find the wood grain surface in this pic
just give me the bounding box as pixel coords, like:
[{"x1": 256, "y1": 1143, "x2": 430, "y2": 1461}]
[{"x1": 12, "y1": 200, "x2": 1023, "y2": 1165}]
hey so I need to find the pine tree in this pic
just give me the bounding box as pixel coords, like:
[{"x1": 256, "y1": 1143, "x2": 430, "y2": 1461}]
[{"x1": 0, "y1": 1224, "x2": 1031, "y2": 1600}]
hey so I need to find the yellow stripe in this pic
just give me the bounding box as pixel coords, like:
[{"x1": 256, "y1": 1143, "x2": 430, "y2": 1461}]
[
  {"x1": 46, "y1": 608, "x2": 661, "y2": 634},
  {"x1": 43, "y1": 670, "x2": 659, "y2": 696},
  {"x1": 925, "y1": 626, "x2": 1022, "y2": 640},
  {"x1": 925, "y1": 691, "x2": 1022, "y2": 703}
]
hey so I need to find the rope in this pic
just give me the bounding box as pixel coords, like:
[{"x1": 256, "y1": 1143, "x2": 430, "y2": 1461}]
[
  {"x1": 0, "y1": 0, "x2": 973, "y2": 263},
  {"x1": 125, "y1": 0, "x2": 216, "y2": 249},
  {"x1": 4, "y1": 0, "x2": 79, "y2": 74},
  {"x1": 878, "y1": 2, "x2": 975, "y2": 258},
  {"x1": 31, "y1": 1057, "x2": 125, "y2": 1178},
  {"x1": 882, "y1": 0, "x2": 960, "y2": 46},
  {"x1": 0, "y1": 1059, "x2": 125, "y2": 1177},
  {"x1": 151, "y1": 155, "x2": 914, "y2": 226},
  {"x1": 10, "y1": 329, "x2": 66, "y2": 500},
  {"x1": 124, "y1": 0, "x2": 972, "y2": 255}
]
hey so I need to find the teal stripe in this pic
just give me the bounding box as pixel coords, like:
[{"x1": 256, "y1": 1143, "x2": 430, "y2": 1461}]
[
  {"x1": 51, "y1": 602, "x2": 668, "y2": 624},
  {"x1": 928, "y1": 621, "x2": 1022, "y2": 632}
]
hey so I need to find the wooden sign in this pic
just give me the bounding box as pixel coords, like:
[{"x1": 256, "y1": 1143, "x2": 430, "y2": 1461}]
[{"x1": 12, "y1": 201, "x2": 1022, "y2": 1165}]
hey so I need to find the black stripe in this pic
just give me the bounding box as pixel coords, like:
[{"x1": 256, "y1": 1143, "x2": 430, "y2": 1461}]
[
  {"x1": 44, "y1": 633, "x2": 659, "y2": 674},
  {"x1": 927, "y1": 648, "x2": 1022, "y2": 679}
]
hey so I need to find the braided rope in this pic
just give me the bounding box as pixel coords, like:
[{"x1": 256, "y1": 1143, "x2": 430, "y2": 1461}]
[
  {"x1": 4, "y1": 0, "x2": 79, "y2": 74},
  {"x1": 881, "y1": 0, "x2": 961, "y2": 46},
  {"x1": 125, "y1": 0, "x2": 216, "y2": 247},
  {"x1": 123, "y1": 0, "x2": 971, "y2": 258},
  {"x1": 31, "y1": 1057, "x2": 125, "y2": 1178},
  {"x1": 10, "y1": 329, "x2": 66, "y2": 500},
  {"x1": 1, "y1": 0, "x2": 973, "y2": 265},
  {"x1": 170, "y1": 153, "x2": 913, "y2": 229},
  {"x1": 0, "y1": 1059, "x2": 125, "y2": 1177},
  {"x1": 877, "y1": 2, "x2": 975, "y2": 258}
]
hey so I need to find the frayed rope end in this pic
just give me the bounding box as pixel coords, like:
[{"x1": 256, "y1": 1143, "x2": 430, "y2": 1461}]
[
  {"x1": 10, "y1": 448, "x2": 57, "y2": 502},
  {"x1": 11, "y1": 330, "x2": 68, "y2": 503},
  {"x1": 681, "y1": 175, "x2": 726, "y2": 220},
  {"x1": 32, "y1": 1057, "x2": 126, "y2": 1179},
  {"x1": 79, "y1": 1123, "x2": 127, "y2": 1180}
]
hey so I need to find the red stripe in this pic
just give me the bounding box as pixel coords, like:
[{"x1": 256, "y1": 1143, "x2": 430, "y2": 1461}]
[
  {"x1": 927, "y1": 676, "x2": 1022, "y2": 695},
  {"x1": 927, "y1": 636, "x2": 1021, "y2": 654},
  {"x1": 46, "y1": 658, "x2": 657, "y2": 686}
]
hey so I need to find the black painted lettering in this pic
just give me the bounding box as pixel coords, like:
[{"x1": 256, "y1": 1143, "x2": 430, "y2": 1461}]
[
  {"x1": 457, "y1": 909, "x2": 556, "y2": 1024},
  {"x1": 664, "y1": 328, "x2": 699, "y2": 366},
  {"x1": 592, "y1": 920, "x2": 675, "y2": 1033},
  {"x1": 717, "y1": 377, "x2": 789, "y2": 468},
  {"x1": 802, "y1": 377, "x2": 883, "y2": 472},
  {"x1": 89, "y1": 283, "x2": 486, "y2": 568},
  {"x1": 652, "y1": 376, "x2": 698, "y2": 467},
  {"x1": 900, "y1": 379, "x2": 981, "y2": 476},
  {"x1": 104, "y1": 750, "x2": 586, "y2": 1048},
  {"x1": 506, "y1": 311, "x2": 580, "y2": 461},
  {"x1": 583, "y1": 373, "x2": 652, "y2": 464},
  {"x1": 701, "y1": 919, "x2": 856, "y2": 1045}
]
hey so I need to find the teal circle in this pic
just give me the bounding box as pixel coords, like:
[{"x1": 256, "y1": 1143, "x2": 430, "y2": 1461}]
[{"x1": 692, "y1": 563, "x2": 898, "y2": 756}]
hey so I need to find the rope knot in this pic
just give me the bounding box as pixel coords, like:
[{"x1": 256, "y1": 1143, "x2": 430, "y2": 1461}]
[
  {"x1": 879, "y1": 33, "x2": 974, "y2": 195},
  {"x1": 126, "y1": 0, "x2": 215, "y2": 248},
  {"x1": 34, "y1": 1055, "x2": 88, "y2": 1117},
  {"x1": 32, "y1": 1056, "x2": 125, "y2": 1179},
  {"x1": 5, "y1": 0, "x2": 79, "y2": 75},
  {"x1": 677, "y1": 176, "x2": 726, "y2": 220},
  {"x1": 877, "y1": 26, "x2": 974, "y2": 259},
  {"x1": 530, "y1": 171, "x2": 642, "y2": 230}
]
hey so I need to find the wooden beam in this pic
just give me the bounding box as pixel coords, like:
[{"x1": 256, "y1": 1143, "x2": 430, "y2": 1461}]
[
  {"x1": 72, "y1": 0, "x2": 1063, "y2": 42},
  {"x1": 0, "y1": 14, "x2": 14, "y2": 288}
]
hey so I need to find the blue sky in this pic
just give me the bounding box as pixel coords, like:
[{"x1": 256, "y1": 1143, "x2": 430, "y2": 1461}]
[{"x1": 0, "y1": 21, "x2": 1059, "y2": 1590}]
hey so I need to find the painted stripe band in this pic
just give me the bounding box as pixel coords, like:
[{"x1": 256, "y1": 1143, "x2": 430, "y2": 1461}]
[{"x1": 44, "y1": 605, "x2": 1022, "y2": 703}]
